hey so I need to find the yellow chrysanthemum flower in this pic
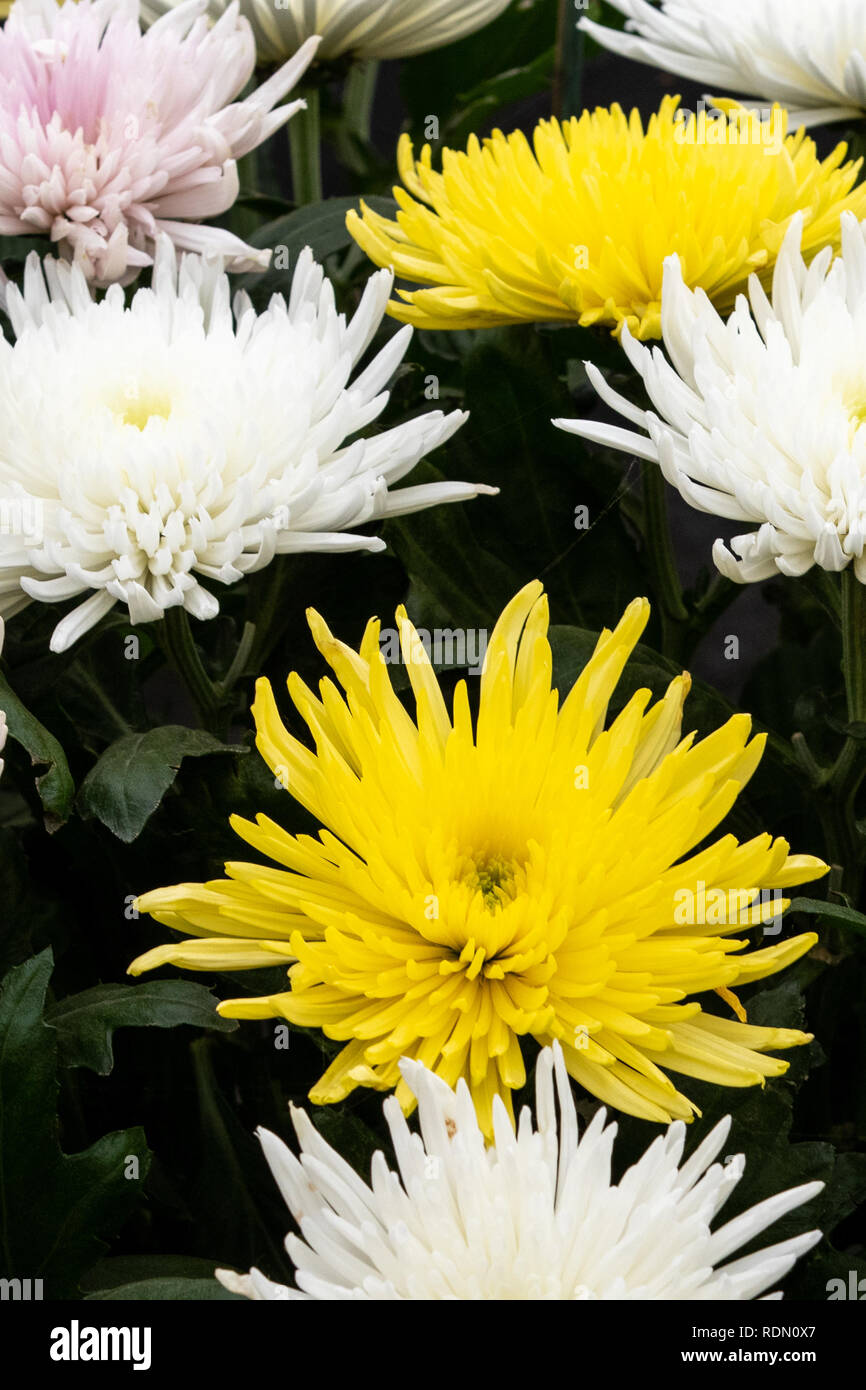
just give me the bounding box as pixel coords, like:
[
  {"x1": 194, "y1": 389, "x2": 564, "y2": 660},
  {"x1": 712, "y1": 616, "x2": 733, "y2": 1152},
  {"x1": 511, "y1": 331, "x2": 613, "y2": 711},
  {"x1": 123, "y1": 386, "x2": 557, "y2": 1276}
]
[
  {"x1": 347, "y1": 97, "x2": 866, "y2": 339},
  {"x1": 130, "y1": 584, "x2": 827, "y2": 1135}
]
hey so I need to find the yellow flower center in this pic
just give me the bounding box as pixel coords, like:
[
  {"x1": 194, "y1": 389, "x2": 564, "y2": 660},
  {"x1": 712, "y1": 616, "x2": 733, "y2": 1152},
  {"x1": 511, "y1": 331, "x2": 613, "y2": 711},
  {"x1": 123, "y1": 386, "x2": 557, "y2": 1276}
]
[
  {"x1": 842, "y1": 380, "x2": 866, "y2": 435},
  {"x1": 111, "y1": 388, "x2": 173, "y2": 430},
  {"x1": 469, "y1": 854, "x2": 519, "y2": 909}
]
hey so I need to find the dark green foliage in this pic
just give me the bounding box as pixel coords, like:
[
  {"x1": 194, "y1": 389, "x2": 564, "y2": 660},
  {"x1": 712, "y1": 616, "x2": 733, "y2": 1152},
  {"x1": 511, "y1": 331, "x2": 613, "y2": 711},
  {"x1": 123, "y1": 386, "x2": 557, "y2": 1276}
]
[{"x1": 0, "y1": 13, "x2": 863, "y2": 1306}]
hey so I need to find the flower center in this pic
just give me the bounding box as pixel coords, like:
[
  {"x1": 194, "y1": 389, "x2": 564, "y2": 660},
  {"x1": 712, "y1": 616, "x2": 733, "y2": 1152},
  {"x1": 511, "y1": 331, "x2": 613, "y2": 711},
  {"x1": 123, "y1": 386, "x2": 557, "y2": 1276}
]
[
  {"x1": 838, "y1": 379, "x2": 866, "y2": 436},
  {"x1": 111, "y1": 388, "x2": 173, "y2": 431},
  {"x1": 468, "y1": 854, "x2": 519, "y2": 909}
]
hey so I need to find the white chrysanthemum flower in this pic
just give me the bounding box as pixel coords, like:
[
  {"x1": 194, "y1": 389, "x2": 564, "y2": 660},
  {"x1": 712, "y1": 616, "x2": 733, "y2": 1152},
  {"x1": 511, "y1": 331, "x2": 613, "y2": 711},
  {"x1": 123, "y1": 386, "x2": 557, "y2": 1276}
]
[
  {"x1": 555, "y1": 211, "x2": 866, "y2": 585},
  {"x1": 580, "y1": 0, "x2": 866, "y2": 129},
  {"x1": 216, "y1": 1043, "x2": 822, "y2": 1301},
  {"x1": 0, "y1": 240, "x2": 488, "y2": 653},
  {"x1": 143, "y1": 0, "x2": 512, "y2": 64},
  {"x1": 0, "y1": 0, "x2": 321, "y2": 282}
]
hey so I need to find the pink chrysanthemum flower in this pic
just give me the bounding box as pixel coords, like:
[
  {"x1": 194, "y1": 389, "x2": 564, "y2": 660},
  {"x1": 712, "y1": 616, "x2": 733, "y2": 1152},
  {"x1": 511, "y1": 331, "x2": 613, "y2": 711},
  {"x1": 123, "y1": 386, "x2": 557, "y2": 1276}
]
[{"x1": 0, "y1": 0, "x2": 319, "y2": 282}]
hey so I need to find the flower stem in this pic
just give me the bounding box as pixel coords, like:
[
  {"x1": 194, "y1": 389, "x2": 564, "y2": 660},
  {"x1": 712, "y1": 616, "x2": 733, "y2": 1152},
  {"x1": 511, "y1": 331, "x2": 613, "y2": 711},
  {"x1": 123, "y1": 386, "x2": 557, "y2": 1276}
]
[
  {"x1": 641, "y1": 462, "x2": 690, "y2": 660},
  {"x1": 77, "y1": 662, "x2": 133, "y2": 738},
  {"x1": 343, "y1": 59, "x2": 379, "y2": 144},
  {"x1": 288, "y1": 87, "x2": 323, "y2": 206},
  {"x1": 841, "y1": 566, "x2": 866, "y2": 727},
  {"x1": 688, "y1": 571, "x2": 739, "y2": 652},
  {"x1": 818, "y1": 568, "x2": 866, "y2": 899},
  {"x1": 245, "y1": 556, "x2": 294, "y2": 673},
  {"x1": 804, "y1": 566, "x2": 843, "y2": 629},
  {"x1": 554, "y1": 0, "x2": 585, "y2": 119},
  {"x1": 214, "y1": 621, "x2": 257, "y2": 701},
  {"x1": 158, "y1": 606, "x2": 226, "y2": 736}
]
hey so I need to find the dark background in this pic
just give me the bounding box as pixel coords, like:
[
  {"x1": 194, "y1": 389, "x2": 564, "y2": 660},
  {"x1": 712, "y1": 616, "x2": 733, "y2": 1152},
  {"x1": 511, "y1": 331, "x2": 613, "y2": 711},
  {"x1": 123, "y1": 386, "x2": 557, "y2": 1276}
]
[{"x1": 1, "y1": 1, "x2": 863, "y2": 1305}]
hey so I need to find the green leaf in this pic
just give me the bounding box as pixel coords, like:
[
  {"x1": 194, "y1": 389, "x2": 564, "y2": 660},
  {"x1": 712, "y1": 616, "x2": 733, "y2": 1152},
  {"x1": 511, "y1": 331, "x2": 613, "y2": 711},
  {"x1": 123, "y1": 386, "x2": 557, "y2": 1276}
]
[
  {"x1": 86, "y1": 1276, "x2": 239, "y2": 1301},
  {"x1": 0, "y1": 951, "x2": 151, "y2": 1297},
  {"x1": 788, "y1": 898, "x2": 866, "y2": 936},
  {"x1": 0, "y1": 235, "x2": 49, "y2": 267},
  {"x1": 82, "y1": 1254, "x2": 233, "y2": 1292},
  {"x1": 384, "y1": 329, "x2": 647, "y2": 635},
  {"x1": 0, "y1": 827, "x2": 67, "y2": 980},
  {"x1": 235, "y1": 191, "x2": 294, "y2": 216},
  {"x1": 791, "y1": 1247, "x2": 866, "y2": 1302},
  {"x1": 446, "y1": 51, "x2": 555, "y2": 144},
  {"x1": 0, "y1": 670, "x2": 74, "y2": 830},
  {"x1": 547, "y1": 625, "x2": 601, "y2": 691},
  {"x1": 239, "y1": 195, "x2": 397, "y2": 297},
  {"x1": 385, "y1": 460, "x2": 520, "y2": 631},
  {"x1": 548, "y1": 627, "x2": 736, "y2": 732},
  {"x1": 76, "y1": 726, "x2": 244, "y2": 843},
  {"x1": 45, "y1": 980, "x2": 238, "y2": 1075},
  {"x1": 742, "y1": 586, "x2": 843, "y2": 760},
  {"x1": 401, "y1": 0, "x2": 557, "y2": 134},
  {"x1": 186, "y1": 1037, "x2": 293, "y2": 1280}
]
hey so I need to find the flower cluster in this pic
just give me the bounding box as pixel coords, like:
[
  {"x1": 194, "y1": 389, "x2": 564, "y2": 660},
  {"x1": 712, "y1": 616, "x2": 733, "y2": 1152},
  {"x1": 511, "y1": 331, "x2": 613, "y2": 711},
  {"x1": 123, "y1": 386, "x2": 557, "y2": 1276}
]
[{"x1": 0, "y1": 0, "x2": 857, "y2": 1309}]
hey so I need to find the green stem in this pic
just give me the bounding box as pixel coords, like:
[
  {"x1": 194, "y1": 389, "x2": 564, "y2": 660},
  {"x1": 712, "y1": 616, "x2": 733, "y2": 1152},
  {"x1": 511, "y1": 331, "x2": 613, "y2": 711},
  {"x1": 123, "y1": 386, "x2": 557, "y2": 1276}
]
[
  {"x1": 679, "y1": 571, "x2": 740, "y2": 663},
  {"x1": 641, "y1": 462, "x2": 690, "y2": 659},
  {"x1": 818, "y1": 569, "x2": 866, "y2": 900},
  {"x1": 245, "y1": 558, "x2": 292, "y2": 673},
  {"x1": 841, "y1": 566, "x2": 866, "y2": 726},
  {"x1": 215, "y1": 621, "x2": 257, "y2": 700},
  {"x1": 693, "y1": 572, "x2": 737, "y2": 625},
  {"x1": 157, "y1": 607, "x2": 225, "y2": 736},
  {"x1": 78, "y1": 662, "x2": 133, "y2": 738},
  {"x1": 791, "y1": 730, "x2": 824, "y2": 785},
  {"x1": 288, "y1": 87, "x2": 322, "y2": 206},
  {"x1": 343, "y1": 59, "x2": 379, "y2": 145},
  {"x1": 804, "y1": 566, "x2": 843, "y2": 629},
  {"x1": 554, "y1": 0, "x2": 585, "y2": 120}
]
